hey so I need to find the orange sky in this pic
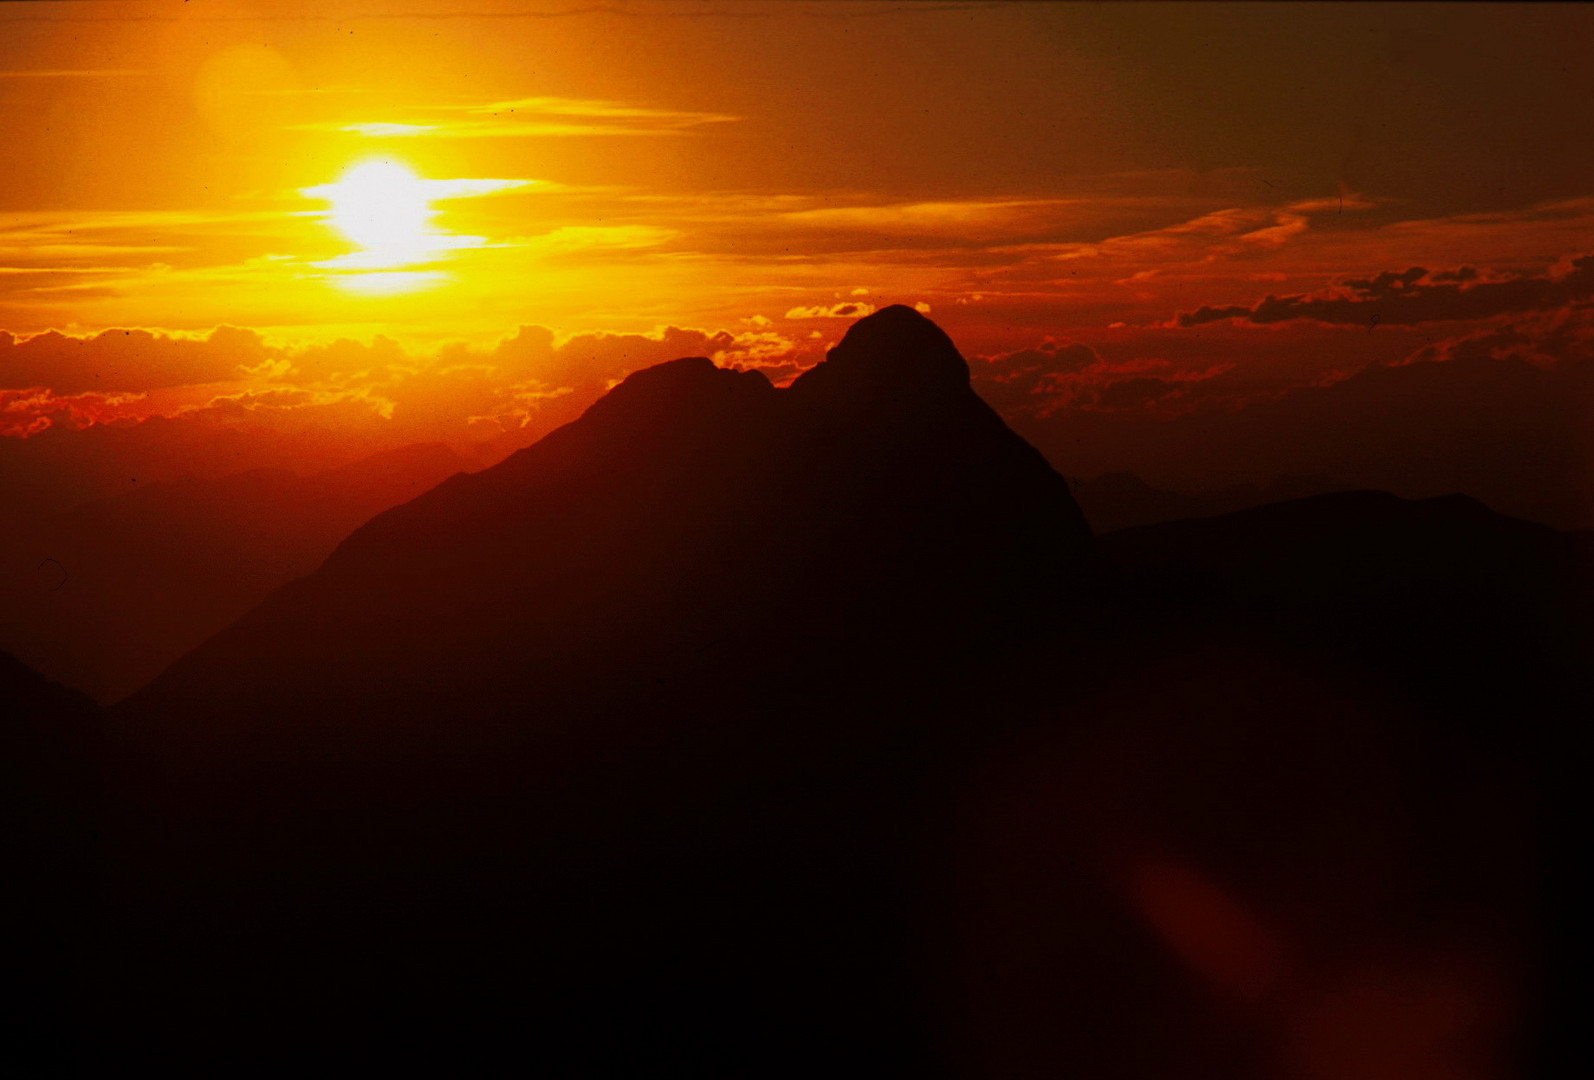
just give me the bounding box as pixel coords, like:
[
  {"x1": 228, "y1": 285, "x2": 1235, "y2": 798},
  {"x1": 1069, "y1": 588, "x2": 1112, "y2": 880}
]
[{"x1": 3, "y1": 1, "x2": 1593, "y2": 512}]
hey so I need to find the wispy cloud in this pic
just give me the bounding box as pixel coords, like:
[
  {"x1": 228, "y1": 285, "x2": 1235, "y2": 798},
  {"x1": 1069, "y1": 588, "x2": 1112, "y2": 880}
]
[
  {"x1": 779, "y1": 199, "x2": 1076, "y2": 231},
  {"x1": 513, "y1": 225, "x2": 677, "y2": 254},
  {"x1": 1043, "y1": 207, "x2": 1320, "y2": 265},
  {"x1": 293, "y1": 94, "x2": 739, "y2": 140},
  {"x1": 0, "y1": 210, "x2": 299, "y2": 282},
  {"x1": 460, "y1": 95, "x2": 739, "y2": 126},
  {"x1": 297, "y1": 175, "x2": 533, "y2": 203},
  {"x1": 785, "y1": 302, "x2": 876, "y2": 320},
  {"x1": 0, "y1": 208, "x2": 298, "y2": 236},
  {"x1": 308, "y1": 120, "x2": 699, "y2": 139},
  {"x1": 327, "y1": 122, "x2": 437, "y2": 138}
]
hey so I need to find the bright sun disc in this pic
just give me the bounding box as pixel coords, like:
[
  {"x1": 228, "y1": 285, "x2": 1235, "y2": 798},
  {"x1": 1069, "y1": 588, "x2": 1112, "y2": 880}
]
[{"x1": 307, "y1": 160, "x2": 435, "y2": 268}]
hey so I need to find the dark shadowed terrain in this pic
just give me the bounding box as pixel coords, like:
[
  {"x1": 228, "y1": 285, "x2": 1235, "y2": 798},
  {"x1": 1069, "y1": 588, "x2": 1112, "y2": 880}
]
[{"x1": 3, "y1": 307, "x2": 1584, "y2": 1077}]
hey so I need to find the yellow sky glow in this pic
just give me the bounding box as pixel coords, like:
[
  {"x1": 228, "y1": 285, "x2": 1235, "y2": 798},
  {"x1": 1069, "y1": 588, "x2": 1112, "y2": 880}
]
[{"x1": 1, "y1": 0, "x2": 1591, "y2": 451}]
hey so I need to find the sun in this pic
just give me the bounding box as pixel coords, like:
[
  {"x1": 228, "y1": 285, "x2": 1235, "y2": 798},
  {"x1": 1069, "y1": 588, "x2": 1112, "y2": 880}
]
[
  {"x1": 304, "y1": 159, "x2": 436, "y2": 270},
  {"x1": 301, "y1": 160, "x2": 530, "y2": 295}
]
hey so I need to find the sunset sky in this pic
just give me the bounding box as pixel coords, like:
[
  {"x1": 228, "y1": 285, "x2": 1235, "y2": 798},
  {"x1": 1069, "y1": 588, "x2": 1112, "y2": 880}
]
[
  {"x1": 4, "y1": 0, "x2": 1593, "y2": 516},
  {"x1": 2, "y1": 9, "x2": 1579, "y2": 1067}
]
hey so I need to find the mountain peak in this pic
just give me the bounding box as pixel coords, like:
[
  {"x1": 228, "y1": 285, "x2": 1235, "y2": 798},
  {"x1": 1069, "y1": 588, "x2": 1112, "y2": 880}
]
[
  {"x1": 579, "y1": 354, "x2": 776, "y2": 428},
  {"x1": 790, "y1": 305, "x2": 969, "y2": 407}
]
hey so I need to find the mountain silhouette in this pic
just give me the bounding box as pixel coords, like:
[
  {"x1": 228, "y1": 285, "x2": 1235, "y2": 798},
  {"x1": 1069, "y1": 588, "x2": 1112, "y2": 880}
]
[
  {"x1": 1069, "y1": 471, "x2": 1350, "y2": 533},
  {"x1": 120, "y1": 306, "x2": 1096, "y2": 752},
  {"x1": 68, "y1": 308, "x2": 1579, "y2": 1077},
  {"x1": 100, "y1": 305, "x2": 1100, "y2": 1073},
  {"x1": 1, "y1": 652, "x2": 97, "y2": 1073}
]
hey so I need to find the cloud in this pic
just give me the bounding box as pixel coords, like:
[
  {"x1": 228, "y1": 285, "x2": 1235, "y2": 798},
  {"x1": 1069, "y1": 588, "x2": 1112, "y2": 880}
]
[
  {"x1": 295, "y1": 120, "x2": 684, "y2": 138},
  {"x1": 971, "y1": 339, "x2": 1102, "y2": 412},
  {"x1": 0, "y1": 319, "x2": 807, "y2": 444},
  {"x1": 0, "y1": 208, "x2": 322, "y2": 312},
  {"x1": 462, "y1": 96, "x2": 739, "y2": 127},
  {"x1": 328, "y1": 123, "x2": 439, "y2": 138},
  {"x1": 1177, "y1": 255, "x2": 1594, "y2": 327},
  {"x1": 1002, "y1": 304, "x2": 1594, "y2": 528},
  {"x1": 0, "y1": 209, "x2": 296, "y2": 276},
  {"x1": 0, "y1": 387, "x2": 149, "y2": 437},
  {"x1": 1, "y1": 325, "x2": 272, "y2": 395},
  {"x1": 297, "y1": 170, "x2": 533, "y2": 212},
  {"x1": 785, "y1": 302, "x2": 876, "y2": 320},
  {"x1": 0, "y1": 316, "x2": 809, "y2": 547},
  {"x1": 780, "y1": 199, "x2": 1069, "y2": 231},
  {"x1": 972, "y1": 335, "x2": 1250, "y2": 420},
  {"x1": 1284, "y1": 194, "x2": 1378, "y2": 214},
  {"x1": 1048, "y1": 206, "x2": 1317, "y2": 266},
  {"x1": 1038, "y1": 362, "x2": 1237, "y2": 416},
  {"x1": 1385, "y1": 196, "x2": 1594, "y2": 232},
  {"x1": 489, "y1": 324, "x2": 806, "y2": 394},
  {"x1": 299, "y1": 95, "x2": 740, "y2": 140},
  {"x1": 513, "y1": 225, "x2": 676, "y2": 255}
]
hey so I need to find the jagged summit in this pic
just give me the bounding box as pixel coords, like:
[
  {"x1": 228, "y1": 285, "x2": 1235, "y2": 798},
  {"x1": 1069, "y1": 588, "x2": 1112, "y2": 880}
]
[
  {"x1": 579, "y1": 354, "x2": 777, "y2": 432},
  {"x1": 597, "y1": 354, "x2": 773, "y2": 406}
]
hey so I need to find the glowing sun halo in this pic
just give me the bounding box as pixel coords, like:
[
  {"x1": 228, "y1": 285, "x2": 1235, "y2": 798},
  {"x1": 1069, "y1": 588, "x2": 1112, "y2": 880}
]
[
  {"x1": 302, "y1": 160, "x2": 530, "y2": 295},
  {"x1": 309, "y1": 160, "x2": 435, "y2": 269}
]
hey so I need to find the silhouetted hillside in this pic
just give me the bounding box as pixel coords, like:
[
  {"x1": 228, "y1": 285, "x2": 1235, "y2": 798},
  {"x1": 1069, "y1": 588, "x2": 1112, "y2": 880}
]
[{"x1": 70, "y1": 309, "x2": 1582, "y2": 1077}]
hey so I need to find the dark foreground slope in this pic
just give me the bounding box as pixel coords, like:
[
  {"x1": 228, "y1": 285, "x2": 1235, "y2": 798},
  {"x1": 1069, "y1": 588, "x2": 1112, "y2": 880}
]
[
  {"x1": 966, "y1": 494, "x2": 1588, "y2": 1080},
  {"x1": 87, "y1": 308, "x2": 1584, "y2": 1078},
  {"x1": 1, "y1": 653, "x2": 97, "y2": 1074}
]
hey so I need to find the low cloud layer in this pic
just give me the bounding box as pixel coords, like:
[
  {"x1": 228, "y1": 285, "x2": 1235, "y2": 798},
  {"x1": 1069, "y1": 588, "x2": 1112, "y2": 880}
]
[
  {"x1": 0, "y1": 320, "x2": 828, "y2": 512},
  {"x1": 1177, "y1": 255, "x2": 1594, "y2": 327},
  {"x1": 6, "y1": 240, "x2": 1594, "y2": 541},
  {"x1": 1005, "y1": 301, "x2": 1594, "y2": 528},
  {"x1": 1, "y1": 325, "x2": 271, "y2": 396}
]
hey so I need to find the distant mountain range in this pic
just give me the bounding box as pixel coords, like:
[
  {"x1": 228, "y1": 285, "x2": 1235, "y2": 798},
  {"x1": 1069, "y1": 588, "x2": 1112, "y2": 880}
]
[{"x1": 4, "y1": 307, "x2": 1584, "y2": 1077}]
